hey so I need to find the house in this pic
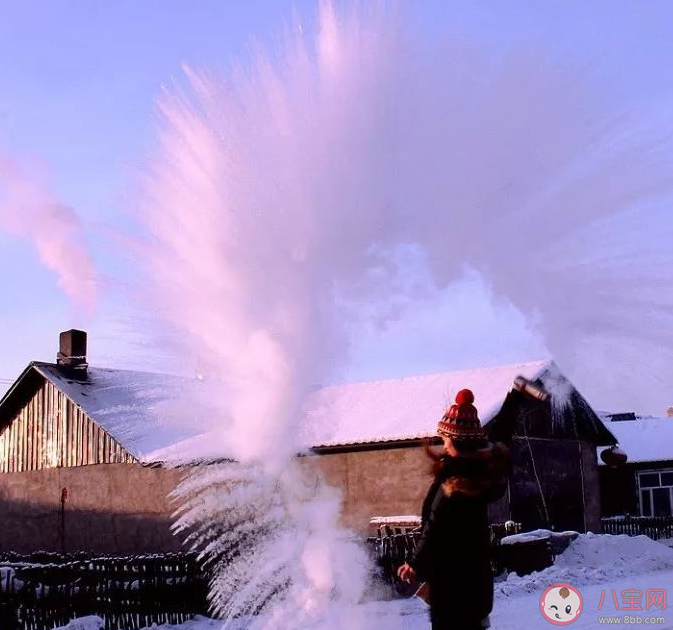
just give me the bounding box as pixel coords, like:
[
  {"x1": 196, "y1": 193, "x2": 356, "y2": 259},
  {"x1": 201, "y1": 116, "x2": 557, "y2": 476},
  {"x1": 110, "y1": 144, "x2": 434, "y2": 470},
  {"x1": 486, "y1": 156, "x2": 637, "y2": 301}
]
[
  {"x1": 0, "y1": 331, "x2": 199, "y2": 554},
  {"x1": 598, "y1": 412, "x2": 673, "y2": 518},
  {"x1": 0, "y1": 330, "x2": 617, "y2": 554},
  {"x1": 298, "y1": 358, "x2": 616, "y2": 534}
]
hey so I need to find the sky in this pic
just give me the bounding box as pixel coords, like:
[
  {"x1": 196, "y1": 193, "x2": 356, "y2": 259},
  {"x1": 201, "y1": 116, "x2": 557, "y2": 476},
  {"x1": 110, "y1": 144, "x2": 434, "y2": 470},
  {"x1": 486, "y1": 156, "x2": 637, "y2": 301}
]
[{"x1": 1, "y1": 1, "x2": 673, "y2": 409}]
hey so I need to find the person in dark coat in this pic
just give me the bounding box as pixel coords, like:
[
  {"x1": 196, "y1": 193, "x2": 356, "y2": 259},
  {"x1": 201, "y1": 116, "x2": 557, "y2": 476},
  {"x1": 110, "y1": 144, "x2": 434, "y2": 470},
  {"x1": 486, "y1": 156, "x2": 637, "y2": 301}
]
[{"x1": 397, "y1": 389, "x2": 511, "y2": 630}]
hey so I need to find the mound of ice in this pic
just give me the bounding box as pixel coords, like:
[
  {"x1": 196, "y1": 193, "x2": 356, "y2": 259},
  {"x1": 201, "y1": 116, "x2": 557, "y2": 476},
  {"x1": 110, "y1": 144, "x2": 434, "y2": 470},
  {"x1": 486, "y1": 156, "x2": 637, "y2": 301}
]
[{"x1": 496, "y1": 532, "x2": 673, "y2": 598}]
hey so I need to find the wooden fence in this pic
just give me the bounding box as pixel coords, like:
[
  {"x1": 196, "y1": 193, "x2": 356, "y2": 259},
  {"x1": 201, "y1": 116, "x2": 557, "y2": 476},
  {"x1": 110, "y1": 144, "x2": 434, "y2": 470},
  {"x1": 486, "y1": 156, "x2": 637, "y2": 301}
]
[
  {"x1": 601, "y1": 516, "x2": 673, "y2": 540},
  {"x1": 371, "y1": 517, "x2": 673, "y2": 592},
  {"x1": 366, "y1": 522, "x2": 552, "y2": 595},
  {"x1": 0, "y1": 552, "x2": 209, "y2": 630}
]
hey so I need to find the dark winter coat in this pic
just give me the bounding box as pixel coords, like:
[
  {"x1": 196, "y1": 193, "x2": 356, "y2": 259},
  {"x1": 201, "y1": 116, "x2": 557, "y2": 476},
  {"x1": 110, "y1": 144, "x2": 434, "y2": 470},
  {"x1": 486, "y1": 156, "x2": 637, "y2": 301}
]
[{"x1": 410, "y1": 442, "x2": 510, "y2": 628}]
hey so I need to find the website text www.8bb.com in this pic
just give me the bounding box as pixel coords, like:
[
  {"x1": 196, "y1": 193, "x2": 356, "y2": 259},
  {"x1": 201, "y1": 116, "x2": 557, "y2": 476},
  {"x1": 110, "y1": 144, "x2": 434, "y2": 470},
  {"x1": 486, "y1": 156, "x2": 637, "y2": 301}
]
[{"x1": 598, "y1": 615, "x2": 667, "y2": 625}]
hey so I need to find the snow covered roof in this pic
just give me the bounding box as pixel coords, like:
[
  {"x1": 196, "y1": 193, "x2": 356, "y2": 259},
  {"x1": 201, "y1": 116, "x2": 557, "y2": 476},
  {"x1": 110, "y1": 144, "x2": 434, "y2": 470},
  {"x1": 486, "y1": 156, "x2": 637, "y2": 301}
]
[
  {"x1": 301, "y1": 359, "x2": 553, "y2": 448},
  {"x1": 1, "y1": 357, "x2": 600, "y2": 463},
  {"x1": 136, "y1": 359, "x2": 560, "y2": 462},
  {"x1": 6, "y1": 362, "x2": 204, "y2": 462},
  {"x1": 598, "y1": 414, "x2": 673, "y2": 464}
]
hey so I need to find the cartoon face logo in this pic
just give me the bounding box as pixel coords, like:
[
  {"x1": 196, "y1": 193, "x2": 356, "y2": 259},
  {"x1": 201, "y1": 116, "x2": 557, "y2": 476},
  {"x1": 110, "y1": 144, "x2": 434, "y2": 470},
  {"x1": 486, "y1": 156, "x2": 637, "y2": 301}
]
[{"x1": 540, "y1": 582, "x2": 583, "y2": 625}]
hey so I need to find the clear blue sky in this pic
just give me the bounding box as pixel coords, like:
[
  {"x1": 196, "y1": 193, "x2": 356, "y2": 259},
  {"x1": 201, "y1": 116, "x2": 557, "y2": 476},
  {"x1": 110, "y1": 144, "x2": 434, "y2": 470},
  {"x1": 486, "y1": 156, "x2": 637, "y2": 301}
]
[{"x1": 1, "y1": 1, "x2": 672, "y2": 394}]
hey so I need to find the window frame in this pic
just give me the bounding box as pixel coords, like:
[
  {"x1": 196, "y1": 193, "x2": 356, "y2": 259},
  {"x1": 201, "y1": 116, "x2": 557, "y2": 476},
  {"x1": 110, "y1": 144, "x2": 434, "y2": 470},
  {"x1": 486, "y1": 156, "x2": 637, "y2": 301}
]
[{"x1": 637, "y1": 468, "x2": 673, "y2": 517}]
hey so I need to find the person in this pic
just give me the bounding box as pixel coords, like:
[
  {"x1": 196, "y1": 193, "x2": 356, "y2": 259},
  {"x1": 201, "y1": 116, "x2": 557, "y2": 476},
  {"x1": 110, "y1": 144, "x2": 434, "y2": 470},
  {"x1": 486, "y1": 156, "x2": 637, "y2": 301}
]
[{"x1": 397, "y1": 389, "x2": 511, "y2": 630}]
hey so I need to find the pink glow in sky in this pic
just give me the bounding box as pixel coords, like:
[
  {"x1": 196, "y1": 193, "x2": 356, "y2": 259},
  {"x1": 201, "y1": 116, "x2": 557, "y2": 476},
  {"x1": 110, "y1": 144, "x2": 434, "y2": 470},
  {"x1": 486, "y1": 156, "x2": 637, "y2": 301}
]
[{"x1": 0, "y1": 151, "x2": 97, "y2": 314}]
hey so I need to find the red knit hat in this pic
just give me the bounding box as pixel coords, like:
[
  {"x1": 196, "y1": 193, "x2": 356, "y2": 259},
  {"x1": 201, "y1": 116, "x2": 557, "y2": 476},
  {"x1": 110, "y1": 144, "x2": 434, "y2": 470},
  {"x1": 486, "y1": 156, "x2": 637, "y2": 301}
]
[{"x1": 437, "y1": 389, "x2": 485, "y2": 440}]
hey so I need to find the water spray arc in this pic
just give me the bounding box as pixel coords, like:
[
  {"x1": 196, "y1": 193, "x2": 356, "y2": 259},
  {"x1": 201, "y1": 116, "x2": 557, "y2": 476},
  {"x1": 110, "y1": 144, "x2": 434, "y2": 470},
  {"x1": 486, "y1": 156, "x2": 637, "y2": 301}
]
[{"x1": 131, "y1": 2, "x2": 672, "y2": 627}]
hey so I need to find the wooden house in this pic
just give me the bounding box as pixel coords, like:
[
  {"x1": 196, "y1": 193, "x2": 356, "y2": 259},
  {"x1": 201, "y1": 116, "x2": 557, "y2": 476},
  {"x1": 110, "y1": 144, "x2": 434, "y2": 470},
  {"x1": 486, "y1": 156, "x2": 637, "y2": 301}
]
[{"x1": 0, "y1": 331, "x2": 193, "y2": 554}]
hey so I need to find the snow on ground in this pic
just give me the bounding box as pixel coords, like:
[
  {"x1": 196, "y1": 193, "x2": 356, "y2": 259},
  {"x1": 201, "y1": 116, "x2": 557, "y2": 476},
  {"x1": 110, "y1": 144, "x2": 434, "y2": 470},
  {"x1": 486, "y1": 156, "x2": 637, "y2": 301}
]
[
  {"x1": 55, "y1": 535, "x2": 673, "y2": 630},
  {"x1": 497, "y1": 532, "x2": 673, "y2": 597}
]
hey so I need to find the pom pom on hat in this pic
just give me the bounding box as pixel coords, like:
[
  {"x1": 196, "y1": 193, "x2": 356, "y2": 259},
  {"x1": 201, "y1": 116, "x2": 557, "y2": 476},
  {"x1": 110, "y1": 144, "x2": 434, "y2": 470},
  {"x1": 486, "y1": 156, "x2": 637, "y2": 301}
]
[{"x1": 455, "y1": 389, "x2": 475, "y2": 405}]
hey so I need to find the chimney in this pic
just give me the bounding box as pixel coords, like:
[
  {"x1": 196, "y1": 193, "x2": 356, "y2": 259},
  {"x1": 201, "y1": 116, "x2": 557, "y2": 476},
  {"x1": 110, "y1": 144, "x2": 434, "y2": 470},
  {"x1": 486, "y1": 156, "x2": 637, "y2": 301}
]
[
  {"x1": 57, "y1": 329, "x2": 88, "y2": 378},
  {"x1": 668, "y1": 406, "x2": 673, "y2": 418}
]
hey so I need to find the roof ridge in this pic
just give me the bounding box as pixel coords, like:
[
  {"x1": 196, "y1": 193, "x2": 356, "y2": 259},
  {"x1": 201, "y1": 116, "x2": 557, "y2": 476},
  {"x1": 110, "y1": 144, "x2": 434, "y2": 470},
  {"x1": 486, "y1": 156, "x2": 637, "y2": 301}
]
[
  {"x1": 315, "y1": 358, "x2": 552, "y2": 391},
  {"x1": 32, "y1": 361, "x2": 190, "y2": 381}
]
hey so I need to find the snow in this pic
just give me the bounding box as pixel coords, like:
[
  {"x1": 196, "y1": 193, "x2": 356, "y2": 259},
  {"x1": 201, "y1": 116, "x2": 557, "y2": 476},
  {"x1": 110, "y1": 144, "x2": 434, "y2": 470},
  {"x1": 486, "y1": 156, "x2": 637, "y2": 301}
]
[
  {"x1": 33, "y1": 362, "x2": 205, "y2": 461},
  {"x1": 143, "y1": 359, "x2": 558, "y2": 462},
  {"x1": 369, "y1": 516, "x2": 421, "y2": 526},
  {"x1": 54, "y1": 618, "x2": 104, "y2": 630},
  {"x1": 20, "y1": 357, "x2": 631, "y2": 462},
  {"x1": 54, "y1": 575, "x2": 673, "y2": 630},
  {"x1": 30, "y1": 357, "x2": 666, "y2": 465},
  {"x1": 598, "y1": 415, "x2": 673, "y2": 464},
  {"x1": 500, "y1": 529, "x2": 578, "y2": 546},
  {"x1": 496, "y1": 532, "x2": 673, "y2": 596},
  {"x1": 300, "y1": 359, "x2": 553, "y2": 448},
  {"x1": 23, "y1": 359, "x2": 560, "y2": 463},
  {"x1": 51, "y1": 533, "x2": 673, "y2": 630}
]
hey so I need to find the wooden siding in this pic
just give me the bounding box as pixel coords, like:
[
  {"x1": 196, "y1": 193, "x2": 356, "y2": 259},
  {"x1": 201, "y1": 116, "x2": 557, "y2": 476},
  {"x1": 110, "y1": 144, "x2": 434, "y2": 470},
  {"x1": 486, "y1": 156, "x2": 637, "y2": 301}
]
[{"x1": 0, "y1": 380, "x2": 136, "y2": 472}]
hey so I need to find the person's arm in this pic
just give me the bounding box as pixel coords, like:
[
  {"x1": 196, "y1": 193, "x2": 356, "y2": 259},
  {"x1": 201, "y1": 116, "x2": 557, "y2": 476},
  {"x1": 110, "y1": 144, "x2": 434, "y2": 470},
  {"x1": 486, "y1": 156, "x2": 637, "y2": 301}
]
[
  {"x1": 407, "y1": 485, "x2": 444, "y2": 581},
  {"x1": 398, "y1": 476, "x2": 445, "y2": 583}
]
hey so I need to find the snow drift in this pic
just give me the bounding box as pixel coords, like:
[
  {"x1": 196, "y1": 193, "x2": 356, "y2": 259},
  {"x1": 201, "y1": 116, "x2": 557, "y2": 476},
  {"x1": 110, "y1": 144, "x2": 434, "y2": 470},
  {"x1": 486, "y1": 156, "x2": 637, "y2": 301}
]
[{"x1": 497, "y1": 532, "x2": 673, "y2": 597}]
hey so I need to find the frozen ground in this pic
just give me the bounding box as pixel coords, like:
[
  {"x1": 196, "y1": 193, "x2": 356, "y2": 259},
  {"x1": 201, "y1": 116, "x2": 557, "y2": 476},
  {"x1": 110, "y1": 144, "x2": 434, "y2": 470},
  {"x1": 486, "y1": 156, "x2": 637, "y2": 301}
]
[{"x1": 57, "y1": 534, "x2": 673, "y2": 630}]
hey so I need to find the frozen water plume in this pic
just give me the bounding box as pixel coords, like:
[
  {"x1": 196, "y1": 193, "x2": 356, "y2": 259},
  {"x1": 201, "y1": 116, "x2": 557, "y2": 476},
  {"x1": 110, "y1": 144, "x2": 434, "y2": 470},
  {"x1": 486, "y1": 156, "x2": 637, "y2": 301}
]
[{"x1": 128, "y1": 1, "x2": 673, "y2": 628}]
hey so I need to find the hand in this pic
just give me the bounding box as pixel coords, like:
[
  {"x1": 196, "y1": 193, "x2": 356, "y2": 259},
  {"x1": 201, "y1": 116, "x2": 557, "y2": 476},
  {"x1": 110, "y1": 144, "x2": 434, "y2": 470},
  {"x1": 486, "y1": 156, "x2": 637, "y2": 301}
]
[{"x1": 397, "y1": 563, "x2": 416, "y2": 583}]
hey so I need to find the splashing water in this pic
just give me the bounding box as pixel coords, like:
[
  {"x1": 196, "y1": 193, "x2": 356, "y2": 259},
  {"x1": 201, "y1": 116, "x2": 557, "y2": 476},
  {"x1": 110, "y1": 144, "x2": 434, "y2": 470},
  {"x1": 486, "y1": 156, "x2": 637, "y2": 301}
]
[
  {"x1": 172, "y1": 461, "x2": 370, "y2": 629},
  {"x1": 131, "y1": 2, "x2": 673, "y2": 628}
]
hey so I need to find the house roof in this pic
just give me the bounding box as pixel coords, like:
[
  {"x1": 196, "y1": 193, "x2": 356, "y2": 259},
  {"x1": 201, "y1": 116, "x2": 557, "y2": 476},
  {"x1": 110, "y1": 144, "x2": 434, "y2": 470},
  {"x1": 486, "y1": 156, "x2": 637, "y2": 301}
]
[
  {"x1": 301, "y1": 359, "x2": 554, "y2": 448},
  {"x1": 0, "y1": 362, "x2": 202, "y2": 461},
  {"x1": 143, "y1": 359, "x2": 558, "y2": 462},
  {"x1": 0, "y1": 357, "x2": 614, "y2": 463},
  {"x1": 597, "y1": 415, "x2": 673, "y2": 464}
]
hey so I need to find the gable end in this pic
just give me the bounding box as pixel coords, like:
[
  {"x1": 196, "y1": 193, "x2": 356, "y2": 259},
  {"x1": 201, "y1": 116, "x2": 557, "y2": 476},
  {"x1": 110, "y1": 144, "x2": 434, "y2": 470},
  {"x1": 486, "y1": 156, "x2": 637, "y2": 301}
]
[{"x1": 0, "y1": 367, "x2": 137, "y2": 472}]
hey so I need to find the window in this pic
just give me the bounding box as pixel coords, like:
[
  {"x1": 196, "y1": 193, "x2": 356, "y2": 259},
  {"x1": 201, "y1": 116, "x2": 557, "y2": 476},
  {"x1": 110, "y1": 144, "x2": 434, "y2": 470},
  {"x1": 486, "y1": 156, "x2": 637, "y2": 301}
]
[
  {"x1": 640, "y1": 473, "x2": 661, "y2": 488},
  {"x1": 653, "y1": 488, "x2": 672, "y2": 517},
  {"x1": 638, "y1": 470, "x2": 673, "y2": 517},
  {"x1": 641, "y1": 490, "x2": 652, "y2": 516}
]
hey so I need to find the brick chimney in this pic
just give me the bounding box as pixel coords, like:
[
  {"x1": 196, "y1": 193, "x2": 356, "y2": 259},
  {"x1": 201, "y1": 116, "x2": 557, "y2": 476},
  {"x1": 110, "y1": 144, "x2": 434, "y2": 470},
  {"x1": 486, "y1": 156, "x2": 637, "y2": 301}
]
[
  {"x1": 57, "y1": 329, "x2": 88, "y2": 379},
  {"x1": 667, "y1": 406, "x2": 673, "y2": 418}
]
